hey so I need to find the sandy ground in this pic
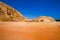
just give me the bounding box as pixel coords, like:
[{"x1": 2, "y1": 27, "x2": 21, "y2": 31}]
[{"x1": 0, "y1": 22, "x2": 60, "y2": 40}]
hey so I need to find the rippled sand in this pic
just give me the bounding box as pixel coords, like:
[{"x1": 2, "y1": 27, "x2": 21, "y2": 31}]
[{"x1": 0, "y1": 22, "x2": 60, "y2": 40}]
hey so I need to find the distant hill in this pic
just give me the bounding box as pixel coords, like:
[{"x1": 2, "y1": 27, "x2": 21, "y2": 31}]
[{"x1": 31, "y1": 16, "x2": 56, "y2": 22}]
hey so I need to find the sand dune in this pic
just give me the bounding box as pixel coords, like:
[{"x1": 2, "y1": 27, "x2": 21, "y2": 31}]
[{"x1": 0, "y1": 22, "x2": 60, "y2": 40}]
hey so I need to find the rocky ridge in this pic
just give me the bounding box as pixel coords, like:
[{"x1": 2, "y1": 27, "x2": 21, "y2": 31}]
[{"x1": 0, "y1": 2, "x2": 56, "y2": 22}]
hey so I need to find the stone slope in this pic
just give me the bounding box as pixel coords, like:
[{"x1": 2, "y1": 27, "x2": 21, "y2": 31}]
[{"x1": 0, "y1": 2, "x2": 28, "y2": 22}]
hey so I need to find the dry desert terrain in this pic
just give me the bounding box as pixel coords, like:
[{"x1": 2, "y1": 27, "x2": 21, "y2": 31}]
[{"x1": 0, "y1": 22, "x2": 60, "y2": 40}]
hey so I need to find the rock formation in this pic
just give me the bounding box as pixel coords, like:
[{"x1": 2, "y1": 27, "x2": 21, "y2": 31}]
[
  {"x1": 0, "y1": 2, "x2": 28, "y2": 22},
  {"x1": 0, "y1": 2, "x2": 56, "y2": 22},
  {"x1": 32, "y1": 16, "x2": 55, "y2": 22}
]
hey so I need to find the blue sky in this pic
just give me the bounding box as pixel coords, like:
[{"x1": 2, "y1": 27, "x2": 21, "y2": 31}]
[{"x1": 0, "y1": 0, "x2": 60, "y2": 20}]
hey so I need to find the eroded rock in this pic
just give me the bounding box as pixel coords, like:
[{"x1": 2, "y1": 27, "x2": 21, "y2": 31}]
[
  {"x1": 0, "y1": 2, "x2": 27, "y2": 22},
  {"x1": 32, "y1": 16, "x2": 56, "y2": 22},
  {"x1": 0, "y1": 2, "x2": 57, "y2": 22}
]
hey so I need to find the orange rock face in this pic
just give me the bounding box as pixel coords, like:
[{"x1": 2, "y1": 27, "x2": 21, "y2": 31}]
[{"x1": 0, "y1": 22, "x2": 60, "y2": 40}]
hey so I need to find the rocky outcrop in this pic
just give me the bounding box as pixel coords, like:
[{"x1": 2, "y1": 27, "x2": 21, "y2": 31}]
[
  {"x1": 0, "y1": 2, "x2": 56, "y2": 22},
  {"x1": 32, "y1": 16, "x2": 55, "y2": 22},
  {"x1": 0, "y1": 2, "x2": 28, "y2": 22}
]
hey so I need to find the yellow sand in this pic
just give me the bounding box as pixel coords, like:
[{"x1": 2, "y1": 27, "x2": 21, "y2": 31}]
[{"x1": 0, "y1": 22, "x2": 60, "y2": 40}]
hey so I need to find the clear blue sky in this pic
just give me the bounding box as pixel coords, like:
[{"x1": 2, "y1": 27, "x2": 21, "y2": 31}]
[{"x1": 0, "y1": 0, "x2": 60, "y2": 20}]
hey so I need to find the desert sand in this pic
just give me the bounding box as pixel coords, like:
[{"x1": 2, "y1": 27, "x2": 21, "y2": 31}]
[{"x1": 0, "y1": 22, "x2": 60, "y2": 40}]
